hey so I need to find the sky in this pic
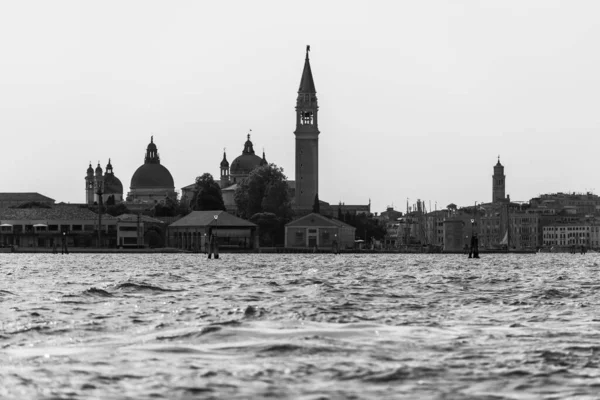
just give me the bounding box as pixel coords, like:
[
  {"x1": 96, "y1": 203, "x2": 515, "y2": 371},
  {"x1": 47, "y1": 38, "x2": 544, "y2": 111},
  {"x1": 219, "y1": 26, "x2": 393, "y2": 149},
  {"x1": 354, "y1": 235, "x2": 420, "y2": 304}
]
[{"x1": 1, "y1": 1, "x2": 599, "y2": 214}]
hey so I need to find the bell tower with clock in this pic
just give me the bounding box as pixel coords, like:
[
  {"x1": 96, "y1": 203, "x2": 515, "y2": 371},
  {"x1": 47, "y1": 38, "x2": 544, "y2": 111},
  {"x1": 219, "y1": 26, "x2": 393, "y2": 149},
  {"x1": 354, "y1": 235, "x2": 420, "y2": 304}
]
[{"x1": 294, "y1": 45, "x2": 319, "y2": 211}]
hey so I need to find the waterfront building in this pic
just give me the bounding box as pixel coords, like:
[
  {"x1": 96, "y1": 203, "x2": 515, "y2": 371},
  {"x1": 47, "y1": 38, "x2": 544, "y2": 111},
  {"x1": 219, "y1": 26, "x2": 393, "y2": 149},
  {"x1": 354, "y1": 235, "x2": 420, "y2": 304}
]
[
  {"x1": 128, "y1": 137, "x2": 177, "y2": 203},
  {"x1": 543, "y1": 222, "x2": 600, "y2": 249},
  {"x1": 115, "y1": 214, "x2": 166, "y2": 248},
  {"x1": 0, "y1": 204, "x2": 117, "y2": 248},
  {"x1": 284, "y1": 213, "x2": 355, "y2": 249},
  {"x1": 167, "y1": 210, "x2": 258, "y2": 251}
]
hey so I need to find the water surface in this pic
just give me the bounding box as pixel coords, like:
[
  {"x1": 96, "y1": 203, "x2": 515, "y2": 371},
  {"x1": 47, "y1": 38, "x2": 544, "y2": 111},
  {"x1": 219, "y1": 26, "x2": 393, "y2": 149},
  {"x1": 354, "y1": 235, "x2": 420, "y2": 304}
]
[{"x1": 2, "y1": 253, "x2": 600, "y2": 399}]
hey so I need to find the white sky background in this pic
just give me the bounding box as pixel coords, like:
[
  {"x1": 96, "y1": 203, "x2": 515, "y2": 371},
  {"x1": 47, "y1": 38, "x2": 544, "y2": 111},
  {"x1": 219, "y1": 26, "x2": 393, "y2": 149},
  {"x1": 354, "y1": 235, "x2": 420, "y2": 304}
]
[{"x1": 1, "y1": 1, "x2": 599, "y2": 213}]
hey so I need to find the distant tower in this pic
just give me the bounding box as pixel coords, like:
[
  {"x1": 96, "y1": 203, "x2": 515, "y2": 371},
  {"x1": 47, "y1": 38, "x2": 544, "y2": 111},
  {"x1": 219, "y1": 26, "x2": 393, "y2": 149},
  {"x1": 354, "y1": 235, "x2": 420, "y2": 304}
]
[
  {"x1": 492, "y1": 156, "x2": 506, "y2": 203},
  {"x1": 295, "y1": 45, "x2": 319, "y2": 210},
  {"x1": 220, "y1": 149, "x2": 230, "y2": 184},
  {"x1": 94, "y1": 162, "x2": 104, "y2": 204},
  {"x1": 85, "y1": 162, "x2": 94, "y2": 204}
]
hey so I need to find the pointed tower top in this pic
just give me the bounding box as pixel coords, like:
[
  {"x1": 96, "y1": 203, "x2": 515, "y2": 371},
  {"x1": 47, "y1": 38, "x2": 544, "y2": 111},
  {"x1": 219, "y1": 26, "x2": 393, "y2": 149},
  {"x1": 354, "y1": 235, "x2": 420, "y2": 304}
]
[
  {"x1": 298, "y1": 45, "x2": 316, "y2": 94},
  {"x1": 106, "y1": 158, "x2": 114, "y2": 174},
  {"x1": 221, "y1": 148, "x2": 229, "y2": 167}
]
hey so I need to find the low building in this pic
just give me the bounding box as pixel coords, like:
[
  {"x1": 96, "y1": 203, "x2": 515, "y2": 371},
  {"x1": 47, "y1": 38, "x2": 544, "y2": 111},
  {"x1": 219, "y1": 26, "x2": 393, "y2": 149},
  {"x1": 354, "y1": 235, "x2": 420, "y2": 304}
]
[
  {"x1": 0, "y1": 204, "x2": 116, "y2": 248},
  {"x1": 543, "y1": 222, "x2": 600, "y2": 249},
  {"x1": 443, "y1": 219, "x2": 466, "y2": 252},
  {"x1": 284, "y1": 213, "x2": 355, "y2": 249},
  {"x1": 167, "y1": 210, "x2": 258, "y2": 251},
  {"x1": 115, "y1": 213, "x2": 167, "y2": 248}
]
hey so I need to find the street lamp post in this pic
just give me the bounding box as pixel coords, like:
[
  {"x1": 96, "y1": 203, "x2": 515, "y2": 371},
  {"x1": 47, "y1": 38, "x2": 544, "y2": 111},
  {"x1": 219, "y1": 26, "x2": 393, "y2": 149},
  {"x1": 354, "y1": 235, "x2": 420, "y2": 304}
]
[{"x1": 96, "y1": 181, "x2": 104, "y2": 248}]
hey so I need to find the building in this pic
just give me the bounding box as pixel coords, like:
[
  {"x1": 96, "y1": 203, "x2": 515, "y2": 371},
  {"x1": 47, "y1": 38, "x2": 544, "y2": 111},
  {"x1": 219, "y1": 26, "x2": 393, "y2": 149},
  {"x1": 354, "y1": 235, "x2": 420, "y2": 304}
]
[
  {"x1": 492, "y1": 157, "x2": 506, "y2": 203},
  {"x1": 228, "y1": 134, "x2": 267, "y2": 185},
  {"x1": 85, "y1": 160, "x2": 124, "y2": 205},
  {"x1": 180, "y1": 135, "x2": 272, "y2": 212},
  {"x1": 443, "y1": 219, "x2": 466, "y2": 252},
  {"x1": 0, "y1": 193, "x2": 55, "y2": 208},
  {"x1": 128, "y1": 137, "x2": 177, "y2": 204},
  {"x1": 167, "y1": 210, "x2": 258, "y2": 251},
  {"x1": 543, "y1": 222, "x2": 600, "y2": 249},
  {"x1": 285, "y1": 213, "x2": 355, "y2": 249},
  {"x1": 180, "y1": 47, "x2": 368, "y2": 218},
  {"x1": 294, "y1": 46, "x2": 319, "y2": 211},
  {"x1": 0, "y1": 204, "x2": 116, "y2": 248}
]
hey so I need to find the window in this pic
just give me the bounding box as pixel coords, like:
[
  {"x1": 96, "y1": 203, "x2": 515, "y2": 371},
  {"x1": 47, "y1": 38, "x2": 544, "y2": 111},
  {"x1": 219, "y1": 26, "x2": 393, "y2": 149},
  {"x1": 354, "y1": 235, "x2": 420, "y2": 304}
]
[{"x1": 301, "y1": 111, "x2": 313, "y2": 125}]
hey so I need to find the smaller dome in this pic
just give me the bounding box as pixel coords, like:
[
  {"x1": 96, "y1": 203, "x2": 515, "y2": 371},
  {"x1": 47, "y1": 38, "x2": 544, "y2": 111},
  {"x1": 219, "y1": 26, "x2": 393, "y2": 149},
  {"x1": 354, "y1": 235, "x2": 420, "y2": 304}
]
[
  {"x1": 104, "y1": 174, "x2": 123, "y2": 195},
  {"x1": 231, "y1": 154, "x2": 262, "y2": 175},
  {"x1": 230, "y1": 134, "x2": 262, "y2": 176},
  {"x1": 104, "y1": 159, "x2": 123, "y2": 195},
  {"x1": 86, "y1": 163, "x2": 94, "y2": 176}
]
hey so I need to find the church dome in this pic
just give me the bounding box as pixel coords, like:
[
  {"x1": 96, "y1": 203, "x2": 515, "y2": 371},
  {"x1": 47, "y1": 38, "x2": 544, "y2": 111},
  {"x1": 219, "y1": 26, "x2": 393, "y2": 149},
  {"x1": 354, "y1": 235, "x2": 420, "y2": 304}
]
[
  {"x1": 130, "y1": 137, "x2": 175, "y2": 190},
  {"x1": 103, "y1": 159, "x2": 123, "y2": 195},
  {"x1": 104, "y1": 174, "x2": 123, "y2": 194},
  {"x1": 130, "y1": 163, "x2": 175, "y2": 189},
  {"x1": 230, "y1": 134, "x2": 262, "y2": 176}
]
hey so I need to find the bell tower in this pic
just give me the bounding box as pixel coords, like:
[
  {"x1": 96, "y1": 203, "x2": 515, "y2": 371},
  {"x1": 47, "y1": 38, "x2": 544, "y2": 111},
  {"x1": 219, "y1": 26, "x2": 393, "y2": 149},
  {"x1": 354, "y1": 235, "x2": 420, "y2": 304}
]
[
  {"x1": 492, "y1": 156, "x2": 506, "y2": 203},
  {"x1": 294, "y1": 45, "x2": 319, "y2": 210},
  {"x1": 220, "y1": 149, "x2": 230, "y2": 186},
  {"x1": 85, "y1": 162, "x2": 94, "y2": 205}
]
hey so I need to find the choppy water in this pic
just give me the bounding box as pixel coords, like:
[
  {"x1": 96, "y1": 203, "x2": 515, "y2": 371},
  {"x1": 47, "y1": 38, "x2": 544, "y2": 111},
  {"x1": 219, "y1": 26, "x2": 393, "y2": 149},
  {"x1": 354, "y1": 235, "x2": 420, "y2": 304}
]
[{"x1": 2, "y1": 253, "x2": 600, "y2": 399}]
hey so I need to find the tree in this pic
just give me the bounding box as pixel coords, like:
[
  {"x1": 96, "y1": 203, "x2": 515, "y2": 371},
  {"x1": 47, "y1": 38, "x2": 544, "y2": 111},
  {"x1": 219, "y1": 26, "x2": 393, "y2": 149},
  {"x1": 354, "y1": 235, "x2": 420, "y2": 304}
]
[
  {"x1": 234, "y1": 164, "x2": 292, "y2": 221},
  {"x1": 192, "y1": 173, "x2": 225, "y2": 211},
  {"x1": 154, "y1": 196, "x2": 190, "y2": 217},
  {"x1": 312, "y1": 193, "x2": 320, "y2": 214},
  {"x1": 347, "y1": 214, "x2": 387, "y2": 243},
  {"x1": 105, "y1": 203, "x2": 131, "y2": 217},
  {"x1": 234, "y1": 164, "x2": 293, "y2": 245},
  {"x1": 250, "y1": 212, "x2": 279, "y2": 247}
]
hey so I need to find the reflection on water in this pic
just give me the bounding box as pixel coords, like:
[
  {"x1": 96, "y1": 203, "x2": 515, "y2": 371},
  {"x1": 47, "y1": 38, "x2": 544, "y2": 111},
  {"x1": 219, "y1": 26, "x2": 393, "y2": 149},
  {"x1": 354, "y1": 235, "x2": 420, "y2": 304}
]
[{"x1": 2, "y1": 253, "x2": 600, "y2": 399}]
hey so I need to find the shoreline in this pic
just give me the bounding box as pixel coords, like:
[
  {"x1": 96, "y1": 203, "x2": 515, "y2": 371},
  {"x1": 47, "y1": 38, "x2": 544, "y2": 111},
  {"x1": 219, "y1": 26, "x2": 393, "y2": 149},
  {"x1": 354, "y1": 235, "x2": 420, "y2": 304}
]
[{"x1": 0, "y1": 247, "x2": 539, "y2": 254}]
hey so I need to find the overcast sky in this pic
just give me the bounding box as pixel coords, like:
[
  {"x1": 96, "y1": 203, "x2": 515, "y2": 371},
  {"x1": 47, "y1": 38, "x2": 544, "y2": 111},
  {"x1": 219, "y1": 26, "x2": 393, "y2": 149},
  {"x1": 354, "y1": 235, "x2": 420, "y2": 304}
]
[{"x1": 1, "y1": 1, "x2": 599, "y2": 213}]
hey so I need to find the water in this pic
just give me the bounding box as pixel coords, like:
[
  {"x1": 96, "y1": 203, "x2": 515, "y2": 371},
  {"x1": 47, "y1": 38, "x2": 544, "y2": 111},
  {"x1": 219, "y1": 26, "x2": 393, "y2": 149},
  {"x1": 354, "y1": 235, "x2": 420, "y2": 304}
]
[{"x1": 2, "y1": 253, "x2": 600, "y2": 399}]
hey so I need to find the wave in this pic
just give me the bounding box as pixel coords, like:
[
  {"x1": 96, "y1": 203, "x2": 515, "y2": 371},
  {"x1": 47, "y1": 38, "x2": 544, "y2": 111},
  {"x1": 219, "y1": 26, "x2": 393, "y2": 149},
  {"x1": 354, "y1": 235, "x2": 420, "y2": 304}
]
[
  {"x1": 156, "y1": 326, "x2": 223, "y2": 341},
  {"x1": 114, "y1": 281, "x2": 181, "y2": 292},
  {"x1": 82, "y1": 287, "x2": 113, "y2": 297}
]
